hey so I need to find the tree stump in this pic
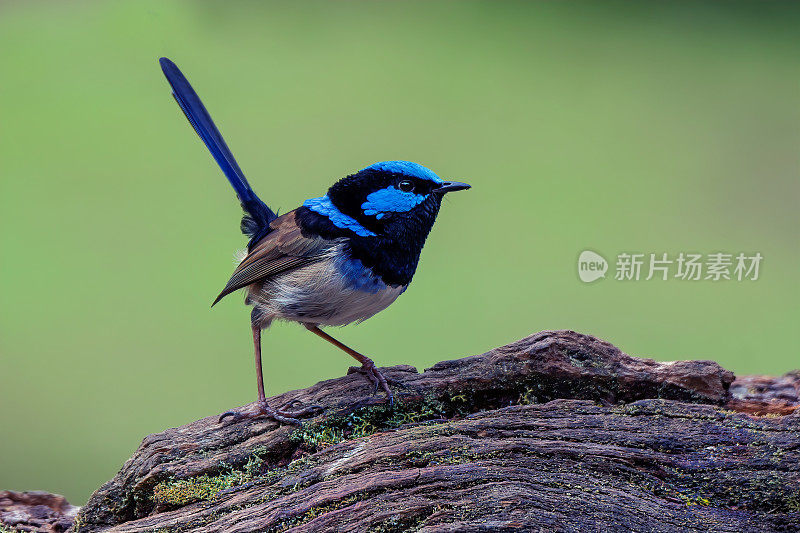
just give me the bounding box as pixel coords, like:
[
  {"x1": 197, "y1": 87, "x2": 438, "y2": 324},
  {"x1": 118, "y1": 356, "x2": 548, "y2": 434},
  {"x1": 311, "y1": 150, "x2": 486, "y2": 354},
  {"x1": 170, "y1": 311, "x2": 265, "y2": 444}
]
[{"x1": 5, "y1": 330, "x2": 800, "y2": 532}]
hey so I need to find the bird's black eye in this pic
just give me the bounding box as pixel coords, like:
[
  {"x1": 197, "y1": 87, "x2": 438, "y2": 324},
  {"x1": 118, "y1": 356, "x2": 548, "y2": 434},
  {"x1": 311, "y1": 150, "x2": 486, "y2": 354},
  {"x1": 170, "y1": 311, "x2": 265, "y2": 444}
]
[{"x1": 398, "y1": 180, "x2": 415, "y2": 193}]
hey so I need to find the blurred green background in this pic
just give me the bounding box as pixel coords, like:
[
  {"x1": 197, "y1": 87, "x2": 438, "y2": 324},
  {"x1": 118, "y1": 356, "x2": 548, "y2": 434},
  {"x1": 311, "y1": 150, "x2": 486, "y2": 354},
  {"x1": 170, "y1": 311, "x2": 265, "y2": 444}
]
[{"x1": 1, "y1": 1, "x2": 798, "y2": 505}]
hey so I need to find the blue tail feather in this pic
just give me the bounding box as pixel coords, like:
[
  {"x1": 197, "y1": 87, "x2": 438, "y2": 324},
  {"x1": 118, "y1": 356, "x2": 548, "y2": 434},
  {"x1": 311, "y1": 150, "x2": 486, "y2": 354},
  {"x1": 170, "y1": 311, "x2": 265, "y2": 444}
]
[{"x1": 159, "y1": 57, "x2": 276, "y2": 245}]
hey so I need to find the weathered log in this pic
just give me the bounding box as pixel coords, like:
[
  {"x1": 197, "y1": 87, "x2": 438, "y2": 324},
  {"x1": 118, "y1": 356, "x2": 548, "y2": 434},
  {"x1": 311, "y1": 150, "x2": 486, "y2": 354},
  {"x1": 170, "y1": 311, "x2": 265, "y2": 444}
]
[
  {"x1": 0, "y1": 491, "x2": 78, "y2": 533},
  {"x1": 4, "y1": 330, "x2": 799, "y2": 532}
]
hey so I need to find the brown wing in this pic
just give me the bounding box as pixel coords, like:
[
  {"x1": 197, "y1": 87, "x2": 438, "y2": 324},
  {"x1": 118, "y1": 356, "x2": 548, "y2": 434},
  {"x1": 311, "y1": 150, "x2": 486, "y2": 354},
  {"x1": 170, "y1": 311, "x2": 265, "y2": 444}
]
[{"x1": 211, "y1": 210, "x2": 337, "y2": 305}]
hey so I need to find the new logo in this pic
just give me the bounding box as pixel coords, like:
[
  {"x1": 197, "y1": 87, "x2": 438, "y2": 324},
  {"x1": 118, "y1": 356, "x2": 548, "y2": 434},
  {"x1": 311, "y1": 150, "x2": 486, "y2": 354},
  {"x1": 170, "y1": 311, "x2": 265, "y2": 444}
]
[{"x1": 578, "y1": 250, "x2": 608, "y2": 283}]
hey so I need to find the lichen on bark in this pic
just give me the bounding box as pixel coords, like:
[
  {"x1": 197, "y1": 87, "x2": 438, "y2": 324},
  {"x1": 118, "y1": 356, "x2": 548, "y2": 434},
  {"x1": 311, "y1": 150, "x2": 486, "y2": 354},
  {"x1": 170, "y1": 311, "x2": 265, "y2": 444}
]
[{"x1": 4, "y1": 330, "x2": 798, "y2": 533}]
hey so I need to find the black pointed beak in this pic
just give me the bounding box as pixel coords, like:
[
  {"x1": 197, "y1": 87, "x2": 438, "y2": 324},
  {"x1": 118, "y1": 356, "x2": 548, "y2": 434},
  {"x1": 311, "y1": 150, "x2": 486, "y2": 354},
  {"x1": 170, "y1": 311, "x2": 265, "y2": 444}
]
[{"x1": 434, "y1": 181, "x2": 471, "y2": 193}]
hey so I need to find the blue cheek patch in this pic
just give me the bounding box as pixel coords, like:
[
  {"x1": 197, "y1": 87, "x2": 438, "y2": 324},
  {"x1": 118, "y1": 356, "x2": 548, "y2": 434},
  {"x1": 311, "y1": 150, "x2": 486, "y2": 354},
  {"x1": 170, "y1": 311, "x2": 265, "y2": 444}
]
[
  {"x1": 361, "y1": 187, "x2": 428, "y2": 217},
  {"x1": 303, "y1": 195, "x2": 376, "y2": 237}
]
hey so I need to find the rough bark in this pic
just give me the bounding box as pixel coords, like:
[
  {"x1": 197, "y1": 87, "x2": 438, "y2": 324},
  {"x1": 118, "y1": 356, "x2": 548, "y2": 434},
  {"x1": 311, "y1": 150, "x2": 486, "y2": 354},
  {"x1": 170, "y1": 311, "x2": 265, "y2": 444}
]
[
  {"x1": 4, "y1": 330, "x2": 800, "y2": 532},
  {"x1": 0, "y1": 491, "x2": 78, "y2": 533}
]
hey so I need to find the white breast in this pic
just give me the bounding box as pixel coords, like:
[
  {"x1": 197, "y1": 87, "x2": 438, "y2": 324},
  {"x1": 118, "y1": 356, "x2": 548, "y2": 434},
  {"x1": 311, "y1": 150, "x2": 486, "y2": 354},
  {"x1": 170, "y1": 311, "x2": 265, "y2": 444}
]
[{"x1": 247, "y1": 254, "x2": 407, "y2": 328}]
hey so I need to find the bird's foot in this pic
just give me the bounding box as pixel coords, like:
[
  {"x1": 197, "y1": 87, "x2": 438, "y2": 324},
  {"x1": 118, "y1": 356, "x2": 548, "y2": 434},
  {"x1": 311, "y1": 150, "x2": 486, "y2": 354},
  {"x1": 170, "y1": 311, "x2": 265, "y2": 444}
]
[
  {"x1": 347, "y1": 361, "x2": 395, "y2": 406},
  {"x1": 219, "y1": 399, "x2": 322, "y2": 426}
]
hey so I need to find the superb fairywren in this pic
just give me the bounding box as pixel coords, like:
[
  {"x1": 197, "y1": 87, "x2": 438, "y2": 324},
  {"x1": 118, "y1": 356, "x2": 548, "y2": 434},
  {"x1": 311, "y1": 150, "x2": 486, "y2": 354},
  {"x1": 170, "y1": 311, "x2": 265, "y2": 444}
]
[{"x1": 159, "y1": 58, "x2": 470, "y2": 425}]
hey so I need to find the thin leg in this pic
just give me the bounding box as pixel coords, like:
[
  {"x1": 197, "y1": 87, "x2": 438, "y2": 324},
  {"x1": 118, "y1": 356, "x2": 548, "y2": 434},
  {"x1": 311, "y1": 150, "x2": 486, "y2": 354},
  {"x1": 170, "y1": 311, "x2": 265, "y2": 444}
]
[
  {"x1": 254, "y1": 325, "x2": 266, "y2": 402},
  {"x1": 305, "y1": 324, "x2": 394, "y2": 405},
  {"x1": 219, "y1": 323, "x2": 322, "y2": 425}
]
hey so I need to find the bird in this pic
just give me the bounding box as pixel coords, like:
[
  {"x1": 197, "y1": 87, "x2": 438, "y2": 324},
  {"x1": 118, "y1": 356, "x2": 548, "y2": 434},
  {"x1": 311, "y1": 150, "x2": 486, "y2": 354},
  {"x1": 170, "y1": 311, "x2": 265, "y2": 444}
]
[{"x1": 158, "y1": 57, "x2": 471, "y2": 425}]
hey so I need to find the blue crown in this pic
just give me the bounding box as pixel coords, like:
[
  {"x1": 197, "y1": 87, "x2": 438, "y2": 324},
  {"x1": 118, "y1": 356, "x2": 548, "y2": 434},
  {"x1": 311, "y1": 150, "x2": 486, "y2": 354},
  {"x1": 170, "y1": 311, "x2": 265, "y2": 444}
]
[{"x1": 364, "y1": 161, "x2": 443, "y2": 184}]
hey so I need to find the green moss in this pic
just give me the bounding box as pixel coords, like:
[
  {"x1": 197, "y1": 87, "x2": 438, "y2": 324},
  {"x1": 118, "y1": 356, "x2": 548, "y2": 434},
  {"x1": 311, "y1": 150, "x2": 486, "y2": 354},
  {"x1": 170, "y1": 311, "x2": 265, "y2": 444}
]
[
  {"x1": 290, "y1": 363, "x2": 729, "y2": 454},
  {"x1": 153, "y1": 470, "x2": 247, "y2": 507},
  {"x1": 433, "y1": 447, "x2": 505, "y2": 465},
  {"x1": 367, "y1": 511, "x2": 434, "y2": 532},
  {"x1": 139, "y1": 376, "x2": 795, "y2": 526},
  {"x1": 649, "y1": 448, "x2": 800, "y2": 514},
  {"x1": 111, "y1": 487, "x2": 156, "y2": 526},
  {"x1": 150, "y1": 448, "x2": 334, "y2": 512},
  {"x1": 675, "y1": 490, "x2": 712, "y2": 507},
  {"x1": 152, "y1": 455, "x2": 265, "y2": 508},
  {"x1": 517, "y1": 386, "x2": 538, "y2": 405},
  {"x1": 271, "y1": 494, "x2": 362, "y2": 532},
  {"x1": 70, "y1": 514, "x2": 83, "y2": 532},
  {"x1": 290, "y1": 396, "x2": 448, "y2": 448}
]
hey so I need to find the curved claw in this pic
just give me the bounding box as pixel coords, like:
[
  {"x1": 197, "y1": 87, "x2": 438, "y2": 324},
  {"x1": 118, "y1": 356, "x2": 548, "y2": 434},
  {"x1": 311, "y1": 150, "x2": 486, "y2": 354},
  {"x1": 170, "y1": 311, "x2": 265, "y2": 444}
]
[
  {"x1": 348, "y1": 366, "x2": 378, "y2": 394},
  {"x1": 348, "y1": 364, "x2": 395, "y2": 406},
  {"x1": 269, "y1": 412, "x2": 303, "y2": 426},
  {"x1": 219, "y1": 410, "x2": 240, "y2": 423},
  {"x1": 277, "y1": 404, "x2": 324, "y2": 417},
  {"x1": 218, "y1": 399, "x2": 320, "y2": 426},
  {"x1": 220, "y1": 410, "x2": 234, "y2": 420}
]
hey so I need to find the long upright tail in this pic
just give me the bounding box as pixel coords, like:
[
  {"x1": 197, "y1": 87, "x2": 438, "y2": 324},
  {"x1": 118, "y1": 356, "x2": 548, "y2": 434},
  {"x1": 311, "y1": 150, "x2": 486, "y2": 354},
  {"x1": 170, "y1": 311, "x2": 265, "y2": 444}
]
[{"x1": 159, "y1": 57, "x2": 276, "y2": 247}]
